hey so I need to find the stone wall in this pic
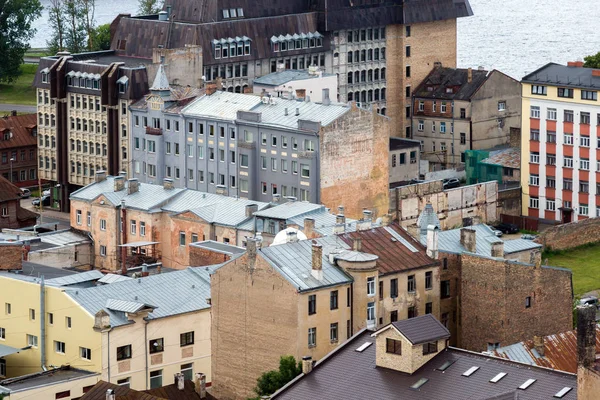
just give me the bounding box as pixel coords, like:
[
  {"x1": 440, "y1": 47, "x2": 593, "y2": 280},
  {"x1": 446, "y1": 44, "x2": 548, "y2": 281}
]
[
  {"x1": 497, "y1": 187, "x2": 521, "y2": 217},
  {"x1": 535, "y1": 217, "x2": 600, "y2": 251},
  {"x1": 0, "y1": 243, "x2": 22, "y2": 270},
  {"x1": 439, "y1": 252, "x2": 461, "y2": 346},
  {"x1": 460, "y1": 253, "x2": 572, "y2": 351}
]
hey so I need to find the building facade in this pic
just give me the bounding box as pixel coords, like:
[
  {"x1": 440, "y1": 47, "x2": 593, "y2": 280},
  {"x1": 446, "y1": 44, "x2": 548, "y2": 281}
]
[
  {"x1": 0, "y1": 176, "x2": 37, "y2": 230},
  {"x1": 0, "y1": 113, "x2": 39, "y2": 187},
  {"x1": 521, "y1": 62, "x2": 600, "y2": 223},
  {"x1": 389, "y1": 137, "x2": 420, "y2": 186},
  {"x1": 412, "y1": 67, "x2": 521, "y2": 171}
]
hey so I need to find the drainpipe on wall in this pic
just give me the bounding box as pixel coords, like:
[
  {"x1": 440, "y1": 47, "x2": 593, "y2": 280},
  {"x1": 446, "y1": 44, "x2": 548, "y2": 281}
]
[
  {"x1": 107, "y1": 330, "x2": 111, "y2": 382},
  {"x1": 145, "y1": 320, "x2": 149, "y2": 390},
  {"x1": 121, "y1": 200, "x2": 127, "y2": 275},
  {"x1": 40, "y1": 275, "x2": 47, "y2": 371}
]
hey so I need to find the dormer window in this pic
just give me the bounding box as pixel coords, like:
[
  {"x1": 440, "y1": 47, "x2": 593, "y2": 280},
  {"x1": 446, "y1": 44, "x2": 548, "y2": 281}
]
[
  {"x1": 222, "y1": 9, "x2": 229, "y2": 18},
  {"x1": 446, "y1": 87, "x2": 453, "y2": 93},
  {"x1": 215, "y1": 44, "x2": 221, "y2": 59},
  {"x1": 41, "y1": 68, "x2": 49, "y2": 83},
  {"x1": 229, "y1": 8, "x2": 236, "y2": 18},
  {"x1": 117, "y1": 76, "x2": 128, "y2": 94}
]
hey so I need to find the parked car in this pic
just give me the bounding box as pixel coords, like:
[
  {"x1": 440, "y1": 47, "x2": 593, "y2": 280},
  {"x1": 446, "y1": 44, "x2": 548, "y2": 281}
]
[
  {"x1": 42, "y1": 189, "x2": 51, "y2": 196},
  {"x1": 580, "y1": 296, "x2": 599, "y2": 309},
  {"x1": 32, "y1": 195, "x2": 51, "y2": 207},
  {"x1": 19, "y1": 188, "x2": 31, "y2": 198},
  {"x1": 442, "y1": 178, "x2": 460, "y2": 189},
  {"x1": 491, "y1": 228, "x2": 503, "y2": 237},
  {"x1": 494, "y1": 222, "x2": 519, "y2": 234},
  {"x1": 521, "y1": 234, "x2": 538, "y2": 240}
]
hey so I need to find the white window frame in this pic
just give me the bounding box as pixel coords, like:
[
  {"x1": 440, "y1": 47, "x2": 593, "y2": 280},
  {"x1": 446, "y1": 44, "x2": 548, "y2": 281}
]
[
  {"x1": 367, "y1": 277, "x2": 375, "y2": 297},
  {"x1": 529, "y1": 197, "x2": 539, "y2": 209},
  {"x1": 564, "y1": 157, "x2": 573, "y2": 168},
  {"x1": 529, "y1": 175, "x2": 539, "y2": 186},
  {"x1": 530, "y1": 106, "x2": 540, "y2": 118},
  {"x1": 529, "y1": 152, "x2": 539, "y2": 164}
]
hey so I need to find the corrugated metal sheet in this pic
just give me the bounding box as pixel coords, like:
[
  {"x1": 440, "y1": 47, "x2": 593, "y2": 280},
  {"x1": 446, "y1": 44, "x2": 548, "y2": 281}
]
[
  {"x1": 39, "y1": 230, "x2": 90, "y2": 246},
  {"x1": 0, "y1": 343, "x2": 23, "y2": 358},
  {"x1": 254, "y1": 70, "x2": 334, "y2": 86},
  {"x1": 105, "y1": 298, "x2": 149, "y2": 313},
  {"x1": 98, "y1": 274, "x2": 133, "y2": 284},
  {"x1": 182, "y1": 91, "x2": 262, "y2": 120},
  {"x1": 503, "y1": 239, "x2": 542, "y2": 254},
  {"x1": 249, "y1": 97, "x2": 350, "y2": 129},
  {"x1": 254, "y1": 202, "x2": 323, "y2": 219},
  {"x1": 45, "y1": 270, "x2": 103, "y2": 286}
]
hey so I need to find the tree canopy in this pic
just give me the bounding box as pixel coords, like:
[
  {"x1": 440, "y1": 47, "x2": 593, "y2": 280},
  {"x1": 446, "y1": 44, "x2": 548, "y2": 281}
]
[
  {"x1": 583, "y1": 51, "x2": 600, "y2": 69},
  {"x1": 138, "y1": 0, "x2": 164, "y2": 15},
  {"x1": 0, "y1": 0, "x2": 43, "y2": 83},
  {"x1": 250, "y1": 355, "x2": 302, "y2": 399}
]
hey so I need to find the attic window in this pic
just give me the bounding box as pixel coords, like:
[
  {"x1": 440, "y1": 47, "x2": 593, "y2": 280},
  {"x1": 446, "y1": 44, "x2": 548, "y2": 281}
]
[
  {"x1": 446, "y1": 87, "x2": 453, "y2": 93},
  {"x1": 489, "y1": 372, "x2": 507, "y2": 383},
  {"x1": 427, "y1": 85, "x2": 434, "y2": 92},
  {"x1": 41, "y1": 68, "x2": 50, "y2": 83},
  {"x1": 519, "y1": 379, "x2": 536, "y2": 390},
  {"x1": 554, "y1": 387, "x2": 573, "y2": 398},
  {"x1": 437, "y1": 360, "x2": 455, "y2": 371},
  {"x1": 355, "y1": 342, "x2": 372, "y2": 352},
  {"x1": 410, "y1": 378, "x2": 429, "y2": 390},
  {"x1": 462, "y1": 366, "x2": 479, "y2": 377}
]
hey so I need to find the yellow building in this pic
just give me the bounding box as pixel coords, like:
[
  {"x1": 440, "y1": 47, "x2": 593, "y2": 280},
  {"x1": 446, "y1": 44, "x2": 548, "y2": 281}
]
[{"x1": 0, "y1": 267, "x2": 212, "y2": 398}]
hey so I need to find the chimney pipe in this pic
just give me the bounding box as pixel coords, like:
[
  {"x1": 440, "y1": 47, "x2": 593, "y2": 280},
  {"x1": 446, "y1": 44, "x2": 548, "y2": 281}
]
[
  {"x1": 467, "y1": 67, "x2": 473, "y2": 83},
  {"x1": 272, "y1": 194, "x2": 281, "y2": 203},
  {"x1": 284, "y1": 108, "x2": 289, "y2": 116},
  {"x1": 163, "y1": 178, "x2": 174, "y2": 190},
  {"x1": 295, "y1": 107, "x2": 300, "y2": 116},
  {"x1": 121, "y1": 200, "x2": 127, "y2": 275},
  {"x1": 334, "y1": 214, "x2": 346, "y2": 234},
  {"x1": 426, "y1": 225, "x2": 439, "y2": 259},
  {"x1": 357, "y1": 210, "x2": 372, "y2": 231},
  {"x1": 460, "y1": 228, "x2": 476, "y2": 253},
  {"x1": 337, "y1": 205, "x2": 344, "y2": 215},
  {"x1": 141, "y1": 264, "x2": 149, "y2": 277},
  {"x1": 302, "y1": 356, "x2": 313, "y2": 374},
  {"x1": 533, "y1": 335, "x2": 545, "y2": 357},
  {"x1": 286, "y1": 230, "x2": 298, "y2": 243},
  {"x1": 246, "y1": 237, "x2": 258, "y2": 272},
  {"x1": 95, "y1": 170, "x2": 107, "y2": 183},
  {"x1": 206, "y1": 82, "x2": 217, "y2": 95},
  {"x1": 113, "y1": 176, "x2": 125, "y2": 192},
  {"x1": 245, "y1": 204, "x2": 258, "y2": 218},
  {"x1": 194, "y1": 373, "x2": 207, "y2": 399},
  {"x1": 175, "y1": 372, "x2": 185, "y2": 390},
  {"x1": 322, "y1": 88, "x2": 330, "y2": 106},
  {"x1": 304, "y1": 218, "x2": 315, "y2": 238},
  {"x1": 311, "y1": 242, "x2": 323, "y2": 280},
  {"x1": 577, "y1": 305, "x2": 597, "y2": 368},
  {"x1": 106, "y1": 389, "x2": 116, "y2": 400},
  {"x1": 353, "y1": 237, "x2": 362, "y2": 252},
  {"x1": 127, "y1": 178, "x2": 139, "y2": 195}
]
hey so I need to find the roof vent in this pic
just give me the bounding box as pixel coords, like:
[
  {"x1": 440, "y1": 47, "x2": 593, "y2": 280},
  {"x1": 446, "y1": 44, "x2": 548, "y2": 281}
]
[
  {"x1": 462, "y1": 366, "x2": 479, "y2": 377},
  {"x1": 489, "y1": 372, "x2": 507, "y2": 383},
  {"x1": 437, "y1": 360, "x2": 455, "y2": 371},
  {"x1": 518, "y1": 379, "x2": 536, "y2": 390},
  {"x1": 355, "y1": 342, "x2": 372, "y2": 352}
]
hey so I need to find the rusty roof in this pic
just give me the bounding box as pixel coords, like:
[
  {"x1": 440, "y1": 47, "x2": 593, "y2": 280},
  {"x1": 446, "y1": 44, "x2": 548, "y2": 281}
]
[
  {"x1": 481, "y1": 147, "x2": 521, "y2": 169},
  {"x1": 338, "y1": 224, "x2": 438, "y2": 275},
  {"x1": 493, "y1": 326, "x2": 600, "y2": 373},
  {"x1": 0, "y1": 113, "x2": 37, "y2": 150},
  {"x1": 81, "y1": 380, "x2": 215, "y2": 400}
]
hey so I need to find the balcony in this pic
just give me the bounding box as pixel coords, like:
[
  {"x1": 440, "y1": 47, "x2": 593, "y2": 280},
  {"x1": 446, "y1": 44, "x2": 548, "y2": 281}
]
[{"x1": 145, "y1": 127, "x2": 163, "y2": 136}]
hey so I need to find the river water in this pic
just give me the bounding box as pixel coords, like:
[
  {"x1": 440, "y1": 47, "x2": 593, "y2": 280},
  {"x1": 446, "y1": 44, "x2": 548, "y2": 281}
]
[{"x1": 31, "y1": 0, "x2": 600, "y2": 80}]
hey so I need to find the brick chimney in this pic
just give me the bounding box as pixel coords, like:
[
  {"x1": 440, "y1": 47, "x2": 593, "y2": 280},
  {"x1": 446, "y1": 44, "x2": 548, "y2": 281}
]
[
  {"x1": 491, "y1": 241, "x2": 504, "y2": 258},
  {"x1": 467, "y1": 67, "x2": 473, "y2": 83},
  {"x1": 246, "y1": 237, "x2": 258, "y2": 272},
  {"x1": 426, "y1": 225, "x2": 439, "y2": 259},
  {"x1": 567, "y1": 61, "x2": 584, "y2": 68},
  {"x1": 304, "y1": 218, "x2": 315, "y2": 238},
  {"x1": 334, "y1": 214, "x2": 346, "y2": 234},
  {"x1": 245, "y1": 204, "x2": 258, "y2": 218},
  {"x1": 193, "y1": 373, "x2": 207, "y2": 399},
  {"x1": 163, "y1": 178, "x2": 174, "y2": 190},
  {"x1": 206, "y1": 82, "x2": 217, "y2": 95},
  {"x1": 95, "y1": 170, "x2": 107, "y2": 183},
  {"x1": 302, "y1": 356, "x2": 313, "y2": 374},
  {"x1": 357, "y1": 209, "x2": 372, "y2": 231},
  {"x1": 127, "y1": 178, "x2": 139, "y2": 195},
  {"x1": 296, "y1": 88, "x2": 306, "y2": 100},
  {"x1": 174, "y1": 372, "x2": 185, "y2": 390},
  {"x1": 311, "y1": 242, "x2": 323, "y2": 280},
  {"x1": 460, "y1": 228, "x2": 476, "y2": 253},
  {"x1": 533, "y1": 335, "x2": 545, "y2": 357},
  {"x1": 141, "y1": 264, "x2": 149, "y2": 277},
  {"x1": 113, "y1": 176, "x2": 125, "y2": 192},
  {"x1": 577, "y1": 305, "x2": 597, "y2": 368},
  {"x1": 353, "y1": 237, "x2": 362, "y2": 252},
  {"x1": 272, "y1": 194, "x2": 281, "y2": 203}
]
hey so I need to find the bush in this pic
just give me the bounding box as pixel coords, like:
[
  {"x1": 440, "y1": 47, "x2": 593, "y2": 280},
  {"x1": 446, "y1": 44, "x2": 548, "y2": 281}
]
[{"x1": 251, "y1": 355, "x2": 302, "y2": 398}]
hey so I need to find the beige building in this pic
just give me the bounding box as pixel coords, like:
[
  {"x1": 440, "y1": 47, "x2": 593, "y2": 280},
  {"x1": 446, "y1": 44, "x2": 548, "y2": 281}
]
[
  {"x1": 211, "y1": 221, "x2": 439, "y2": 399},
  {"x1": 412, "y1": 67, "x2": 521, "y2": 171},
  {"x1": 389, "y1": 137, "x2": 420, "y2": 186}
]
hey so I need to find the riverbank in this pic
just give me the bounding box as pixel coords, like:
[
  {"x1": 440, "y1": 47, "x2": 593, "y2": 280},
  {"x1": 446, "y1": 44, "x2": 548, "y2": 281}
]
[{"x1": 0, "y1": 64, "x2": 37, "y2": 107}]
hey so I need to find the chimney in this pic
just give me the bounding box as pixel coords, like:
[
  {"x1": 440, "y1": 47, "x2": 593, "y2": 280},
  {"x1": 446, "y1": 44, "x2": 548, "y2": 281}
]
[
  {"x1": 304, "y1": 218, "x2": 315, "y2": 238},
  {"x1": 11, "y1": 110, "x2": 17, "y2": 117},
  {"x1": 296, "y1": 88, "x2": 306, "y2": 100},
  {"x1": 295, "y1": 107, "x2": 300, "y2": 116},
  {"x1": 194, "y1": 373, "x2": 207, "y2": 399},
  {"x1": 426, "y1": 225, "x2": 439, "y2": 259},
  {"x1": 529, "y1": 249, "x2": 542, "y2": 268},
  {"x1": 141, "y1": 264, "x2": 149, "y2": 277},
  {"x1": 245, "y1": 204, "x2": 258, "y2": 218},
  {"x1": 277, "y1": 63, "x2": 285, "y2": 72},
  {"x1": 286, "y1": 230, "x2": 298, "y2": 243},
  {"x1": 311, "y1": 242, "x2": 323, "y2": 280},
  {"x1": 577, "y1": 305, "x2": 597, "y2": 368},
  {"x1": 460, "y1": 228, "x2": 476, "y2": 253},
  {"x1": 163, "y1": 178, "x2": 174, "y2": 190},
  {"x1": 322, "y1": 88, "x2": 331, "y2": 106},
  {"x1": 119, "y1": 170, "x2": 127, "y2": 178},
  {"x1": 302, "y1": 356, "x2": 313, "y2": 374},
  {"x1": 357, "y1": 209, "x2": 372, "y2": 231},
  {"x1": 353, "y1": 237, "x2": 362, "y2": 252},
  {"x1": 272, "y1": 194, "x2": 281, "y2": 203},
  {"x1": 95, "y1": 170, "x2": 107, "y2": 183},
  {"x1": 206, "y1": 82, "x2": 217, "y2": 96},
  {"x1": 158, "y1": 10, "x2": 168, "y2": 20},
  {"x1": 113, "y1": 176, "x2": 125, "y2": 192},
  {"x1": 166, "y1": 5, "x2": 172, "y2": 17},
  {"x1": 533, "y1": 335, "x2": 545, "y2": 357},
  {"x1": 105, "y1": 389, "x2": 116, "y2": 400},
  {"x1": 337, "y1": 205, "x2": 344, "y2": 215},
  {"x1": 246, "y1": 237, "x2": 258, "y2": 272},
  {"x1": 284, "y1": 108, "x2": 288, "y2": 116},
  {"x1": 174, "y1": 372, "x2": 185, "y2": 390},
  {"x1": 491, "y1": 241, "x2": 504, "y2": 258},
  {"x1": 467, "y1": 67, "x2": 473, "y2": 83},
  {"x1": 593, "y1": 70, "x2": 600, "y2": 77},
  {"x1": 567, "y1": 61, "x2": 584, "y2": 68},
  {"x1": 334, "y1": 214, "x2": 346, "y2": 234},
  {"x1": 127, "y1": 178, "x2": 139, "y2": 195}
]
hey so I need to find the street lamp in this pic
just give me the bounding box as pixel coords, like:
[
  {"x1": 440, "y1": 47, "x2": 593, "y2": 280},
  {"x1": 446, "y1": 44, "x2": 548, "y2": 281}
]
[{"x1": 9, "y1": 157, "x2": 14, "y2": 183}]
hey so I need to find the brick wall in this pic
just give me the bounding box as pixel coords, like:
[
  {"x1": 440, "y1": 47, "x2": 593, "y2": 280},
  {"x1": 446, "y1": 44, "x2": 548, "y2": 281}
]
[
  {"x1": 439, "y1": 252, "x2": 461, "y2": 346},
  {"x1": 189, "y1": 247, "x2": 231, "y2": 267},
  {"x1": 535, "y1": 217, "x2": 600, "y2": 251},
  {"x1": 0, "y1": 200, "x2": 20, "y2": 230},
  {"x1": 0, "y1": 243, "x2": 22, "y2": 270},
  {"x1": 460, "y1": 253, "x2": 572, "y2": 351}
]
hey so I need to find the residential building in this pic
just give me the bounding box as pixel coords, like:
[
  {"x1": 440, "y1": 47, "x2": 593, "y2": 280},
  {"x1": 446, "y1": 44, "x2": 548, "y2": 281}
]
[
  {"x1": 389, "y1": 137, "x2": 420, "y2": 187},
  {"x1": 0, "y1": 112, "x2": 39, "y2": 187},
  {"x1": 110, "y1": 0, "x2": 473, "y2": 137},
  {"x1": 80, "y1": 376, "x2": 214, "y2": 399},
  {"x1": 210, "y1": 221, "x2": 439, "y2": 399},
  {"x1": 415, "y1": 206, "x2": 573, "y2": 351},
  {"x1": 270, "y1": 315, "x2": 578, "y2": 400},
  {"x1": 412, "y1": 67, "x2": 521, "y2": 170},
  {"x1": 0, "y1": 267, "x2": 212, "y2": 392},
  {"x1": 252, "y1": 68, "x2": 338, "y2": 102},
  {"x1": 0, "y1": 176, "x2": 37, "y2": 230},
  {"x1": 521, "y1": 62, "x2": 600, "y2": 223},
  {"x1": 465, "y1": 146, "x2": 520, "y2": 187}
]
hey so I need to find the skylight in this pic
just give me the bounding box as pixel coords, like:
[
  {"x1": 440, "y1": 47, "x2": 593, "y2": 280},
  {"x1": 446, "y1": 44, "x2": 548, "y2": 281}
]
[
  {"x1": 462, "y1": 366, "x2": 480, "y2": 377},
  {"x1": 437, "y1": 360, "x2": 455, "y2": 371},
  {"x1": 518, "y1": 379, "x2": 536, "y2": 390},
  {"x1": 410, "y1": 378, "x2": 429, "y2": 390},
  {"x1": 490, "y1": 372, "x2": 507, "y2": 383},
  {"x1": 355, "y1": 342, "x2": 372, "y2": 352},
  {"x1": 554, "y1": 387, "x2": 572, "y2": 398}
]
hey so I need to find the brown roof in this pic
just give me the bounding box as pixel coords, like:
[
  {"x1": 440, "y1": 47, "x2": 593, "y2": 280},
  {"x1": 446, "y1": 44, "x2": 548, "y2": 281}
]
[
  {"x1": 81, "y1": 380, "x2": 215, "y2": 400},
  {"x1": 0, "y1": 175, "x2": 22, "y2": 202},
  {"x1": 17, "y1": 206, "x2": 38, "y2": 222},
  {"x1": 338, "y1": 224, "x2": 438, "y2": 275},
  {"x1": 0, "y1": 113, "x2": 37, "y2": 150},
  {"x1": 389, "y1": 314, "x2": 451, "y2": 345}
]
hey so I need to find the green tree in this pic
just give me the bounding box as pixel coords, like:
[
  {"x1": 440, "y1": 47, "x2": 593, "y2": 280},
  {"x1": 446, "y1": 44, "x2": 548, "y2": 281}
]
[
  {"x1": 138, "y1": 0, "x2": 163, "y2": 15},
  {"x1": 81, "y1": 0, "x2": 95, "y2": 51},
  {"x1": 47, "y1": 0, "x2": 66, "y2": 54},
  {"x1": 252, "y1": 355, "x2": 302, "y2": 399},
  {"x1": 64, "y1": 0, "x2": 87, "y2": 53},
  {"x1": 0, "y1": 0, "x2": 43, "y2": 83},
  {"x1": 90, "y1": 23, "x2": 111, "y2": 51},
  {"x1": 583, "y1": 51, "x2": 600, "y2": 69}
]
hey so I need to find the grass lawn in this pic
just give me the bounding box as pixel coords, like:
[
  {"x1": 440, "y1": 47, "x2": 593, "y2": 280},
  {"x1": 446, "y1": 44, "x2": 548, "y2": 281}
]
[
  {"x1": 545, "y1": 243, "x2": 600, "y2": 297},
  {"x1": 0, "y1": 64, "x2": 37, "y2": 106}
]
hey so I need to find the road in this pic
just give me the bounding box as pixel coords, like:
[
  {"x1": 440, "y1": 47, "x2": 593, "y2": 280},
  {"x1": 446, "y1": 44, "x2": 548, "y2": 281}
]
[
  {"x1": 0, "y1": 104, "x2": 36, "y2": 114},
  {"x1": 21, "y1": 200, "x2": 71, "y2": 231}
]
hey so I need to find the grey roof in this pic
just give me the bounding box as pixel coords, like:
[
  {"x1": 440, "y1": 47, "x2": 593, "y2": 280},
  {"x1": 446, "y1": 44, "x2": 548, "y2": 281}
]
[
  {"x1": 493, "y1": 342, "x2": 537, "y2": 366},
  {"x1": 503, "y1": 239, "x2": 542, "y2": 254},
  {"x1": 389, "y1": 314, "x2": 450, "y2": 345},
  {"x1": 98, "y1": 274, "x2": 133, "y2": 284},
  {"x1": 260, "y1": 236, "x2": 353, "y2": 292},
  {"x1": 0, "y1": 367, "x2": 98, "y2": 393},
  {"x1": 416, "y1": 203, "x2": 441, "y2": 234},
  {"x1": 16, "y1": 262, "x2": 77, "y2": 279},
  {"x1": 413, "y1": 66, "x2": 491, "y2": 101},
  {"x1": 105, "y1": 298, "x2": 154, "y2": 313},
  {"x1": 66, "y1": 267, "x2": 211, "y2": 327},
  {"x1": 286, "y1": 208, "x2": 358, "y2": 237},
  {"x1": 253, "y1": 202, "x2": 323, "y2": 219},
  {"x1": 190, "y1": 240, "x2": 246, "y2": 255},
  {"x1": 248, "y1": 97, "x2": 350, "y2": 129},
  {"x1": 37, "y1": 230, "x2": 91, "y2": 246},
  {"x1": 335, "y1": 250, "x2": 378, "y2": 263},
  {"x1": 253, "y1": 69, "x2": 334, "y2": 86},
  {"x1": 272, "y1": 330, "x2": 577, "y2": 400},
  {"x1": 0, "y1": 343, "x2": 25, "y2": 358},
  {"x1": 44, "y1": 270, "x2": 103, "y2": 286},
  {"x1": 522, "y1": 62, "x2": 600, "y2": 90},
  {"x1": 182, "y1": 91, "x2": 262, "y2": 120},
  {"x1": 150, "y1": 63, "x2": 170, "y2": 91}
]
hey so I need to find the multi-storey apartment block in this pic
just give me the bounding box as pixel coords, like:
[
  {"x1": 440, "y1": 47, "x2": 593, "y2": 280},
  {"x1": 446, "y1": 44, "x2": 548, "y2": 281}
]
[
  {"x1": 412, "y1": 66, "x2": 521, "y2": 171},
  {"x1": 0, "y1": 112, "x2": 39, "y2": 187},
  {"x1": 521, "y1": 62, "x2": 600, "y2": 223}
]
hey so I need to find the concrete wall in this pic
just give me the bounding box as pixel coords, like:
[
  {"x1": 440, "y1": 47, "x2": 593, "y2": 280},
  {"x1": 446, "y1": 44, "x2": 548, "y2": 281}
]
[
  {"x1": 28, "y1": 243, "x2": 92, "y2": 268},
  {"x1": 0, "y1": 243, "x2": 23, "y2": 270},
  {"x1": 578, "y1": 366, "x2": 600, "y2": 400},
  {"x1": 389, "y1": 145, "x2": 420, "y2": 184},
  {"x1": 253, "y1": 74, "x2": 338, "y2": 103},
  {"x1": 152, "y1": 45, "x2": 203, "y2": 88},
  {"x1": 460, "y1": 253, "x2": 573, "y2": 352},
  {"x1": 535, "y1": 217, "x2": 600, "y2": 251}
]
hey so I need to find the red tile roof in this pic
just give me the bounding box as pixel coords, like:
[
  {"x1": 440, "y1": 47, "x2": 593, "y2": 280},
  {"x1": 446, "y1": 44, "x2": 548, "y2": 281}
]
[
  {"x1": 0, "y1": 113, "x2": 37, "y2": 150},
  {"x1": 337, "y1": 224, "x2": 438, "y2": 275}
]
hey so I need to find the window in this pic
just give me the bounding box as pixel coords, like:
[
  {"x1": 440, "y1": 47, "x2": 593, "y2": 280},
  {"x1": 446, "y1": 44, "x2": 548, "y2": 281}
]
[
  {"x1": 407, "y1": 275, "x2": 415, "y2": 293},
  {"x1": 0, "y1": 327, "x2": 4, "y2": 340},
  {"x1": 80, "y1": 347, "x2": 92, "y2": 360},
  {"x1": 149, "y1": 338, "x2": 164, "y2": 354},
  {"x1": 564, "y1": 109, "x2": 574, "y2": 122},
  {"x1": 547, "y1": 199, "x2": 556, "y2": 211},
  {"x1": 530, "y1": 152, "x2": 540, "y2": 164},
  {"x1": 367, "y1": 302, "x2": 375, "y2": 321},
  {"x1": 308, "y1": 327, "x2": 316, "y2": 347},
  {"x1": 330, "y1": 290, "x2": 338, "y2": 310},
  {"x1": 581, "y1": 112, "x2": 591, "y2": 124},
  {"x1": 547, "y1": 131, "x2": 556, "y2": 143},
  {"x1": 581, "y1": 159, "x2": 590, "y2": 171},
  {"x1": 117, "y1": 345, "x2": 132, "y2": 361},
  {"x1": 529, "y1": 197, "x2": 539, "y2": 209},
  {"x1": 531, "y1": 85, "x2": 547, "y2": 95},
  {"x1": 29, "y1": 308, "x2": 35, "y2": 320},
  {"x1": 580, "y1": 181, "x2": 589, "y2": 193},
  {"x1": 525, "y1": 296, "x2": 532, "y2": 308},
  {"x1": 581, "y1": 90, "x2": 598, "y2": 101},
  {"x1": 180, "y1": 331, "x2": 194, "y2": 347},
  {"x1": 418, "y1": 120, "x2": 424, "y2": 131},
  {"x1": 386, "y1": 338, "x2": 402, "y2": 355},
  {"x1": 308, "y1": 294, "x2": 316, "y2": 315},
  {"x1": 304, "y1": 139, "x2": 315, "y2": 152},
  {"x1": 497, "y1": 101, "x2": 506, "y2": 111},
  {"x1": 27, "y1": 334, "x2": 38, "y2": 347},
  {"x1": 564, "y1": 178, "x2": 573, "y2": 191},
  {"x1": 529, "y1": 129, "x2": 539, "y2": 141},
  {"x1": 408, "y1": 306, "x2": 416, "y2": 318},
  {"x1": 100, "y1": 245, "x2": 107, "y2": 256},
  {"x1": 330, "y1": 323, "x2": 339, "y2": 343},
  {"x1": 581, "y1": 136, "x2": 590, "y2": 147},
  {"x1": 54, "y1": 340, "x2": 66, "y2": 354},
  {"x1": 564, "y1": 134, "x2": 573, "y2": 145},
  {"x1": 301, "y1": 164, "x2": 310, "y2": 179},
  {"x1": 440, "y1": 122, "x2": 446, "y2": 133},
  {"x1": 426, "y1": 302, "x2": 433, "y2": 314},
  {"x1": 130, "y1": 220, "x2": 137, "y2": 235},
  {"x1": 530, "y1": 106, "x2": 540, "y2": 118},
  {"x1": 529, "y1": 174, "x2": 539, "y2": 186},
  {"x1": 423, "y1": 341, "x2": 438, "y2": 355},
  {"x1": 179, "y1": 232, "x2": 186, "y2": 246},
  {"x1": 48, "y1": 313, "x2": 54, "y2": 325},
  {"x1": 406, "y1": 65, "x2": 411, "y2": 77},
  {"x1": 580, "y1": 204, "x2": 589, "y2": 216},
  {"x1": 181, "y1": 362, "x2": 194, "y2": 381},
  {"x1": 564, "y1": 156, "x2": 573, "y2": 168},
  {"x1": 390, "y1": 278, "x2": 398, "y2": 298},
  {"x1": 425, "y1": 271, "x2": 433, "y2": 290},
  {"x1": 140, "y1": 222, "x2": 146, "y2": 237},
  {"x1": 150, "y1": 370, "x2": 162, "y2": 389},
  {"x1": 271, "y1": 158, "x2": 277, "y2": 171},
  {"x1": 547, "y1": 108, "x2": 557, "y2": 120},
  {"x1": 66, "y1": 316, "x2": 72, "y2": 329},
  {"x1": 367, "y1": 277, "x2": 375, "y2": 296},
  {"x1": 546, "y1": 176, "x2": 556, "y2": 188},
  {"x1": 558, "y1": 87, "x2": 573, "y2": 98},
  {"x1": 441, "y1": 280, "x2": 450, "y2": 298}
]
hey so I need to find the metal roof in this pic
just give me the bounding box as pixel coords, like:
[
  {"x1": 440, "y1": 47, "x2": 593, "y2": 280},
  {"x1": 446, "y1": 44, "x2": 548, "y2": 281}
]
[
  {"x1": 389, "y1": 314, "x2": 450, "y2": 345},
  {"x1": 0, "y1": 343, "x2": 26, "y2": 358},
  {"x1": 38, "y1": 230, "x2": 91, "y2": 246},
  {"x1": 45, "y1": 270, "x2": 103, "y2": 286},
  {"x1": 260, "y1": 236, "x2": 353, "y2": 291},
  {"x1": 253, "y1": 201, "x2": 323, "y2": 219},
  {"x1": 182, "y1": 91, "x2": 262, "y2": 120},
  {"x1": 190, "y1": 240, "x2": 246, "y2": 255},
  {"x1": 253, "y1": 69, "x2": 333, "y2": 86},
  {"x1": 416, "y1": 203, "x2": 441, "y2": 234},
  {"x1": 522, "y1": 62, "x2": 600, "y2": 90},
  {"x1": 150, "y1": 63, "x2": 170, "y2": 91},
  {"x1": 481, "y1": 147, "x2": 521, "y2": 169},
  {"x1": 0, "y1": 366, "x2": 98, "y2": 393},
  {"x1": 105, "y1": 298, "x2": 154, "y2": 313},
  {"x1": 248, "y1": 97, "x2": 350, "y2": 129},
  {"x1": 272, "y1": 330, "x2": 577, "y2": 400},
  {"x1": 66, "y1": 267, "x2": 211, "y2": 328},
  {"x1": 503, "y1": 239, "x2": 542, "y2": 254},
  {"x1": 97, "y1": 274, "x2": 133, "y2": 285},
  {"x1": 335, "y1": 250, "x2": 378, "y2": 262},
  {"x1": 286, "y1": 209, "x2": 357, "y2": 237},
  {"x1": 413, "y1": 66, "x2": 491, "y2": 101}
]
